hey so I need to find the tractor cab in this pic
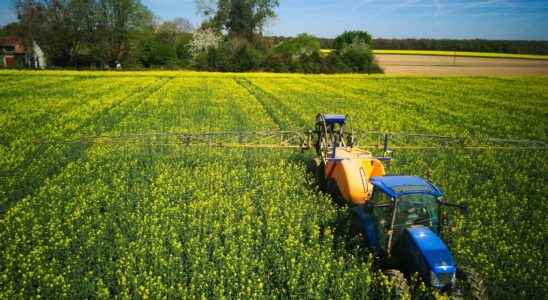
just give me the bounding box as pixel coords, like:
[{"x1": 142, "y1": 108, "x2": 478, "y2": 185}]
[
  {"x1": 352, "y1": 175, "x2": 460, "y2": 290},
  {"x1": 371, "y1": 176, "x2": 442, "y2": 235}
]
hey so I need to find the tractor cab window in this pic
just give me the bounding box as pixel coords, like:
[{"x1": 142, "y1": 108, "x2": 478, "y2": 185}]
[
  {"x1": 394, "y1": 193, "x2": 439, "y2": 235},
  {"x1": 370, "y1": 191, "x2": 393, "y2": 252}
]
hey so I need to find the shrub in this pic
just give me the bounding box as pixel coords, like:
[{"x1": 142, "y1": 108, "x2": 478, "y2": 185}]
[
  {"x1": 323, "y1": 52, "x2": 349, "y2": 73},
  {"x1": 226, "y1": 38, "x2": 262, "y2": 71},
  {"x1": 334, "y1": 30, "x2": 373, "y2": 51},
  {"x1": 339, "y1": 40, "x2": 374, "y2": 72},
  {"x1": 192, "y1": 51, "x2": 210, "y2": 70},
  {"x1": 262, "y1": 52, "x2": 291, "y2": 72},
  {"x1": 197, "y1": 38, "x2": 263, "y2": 72},
  {"x1": 191, "y1": 30, "x2": 382, "y2": 74},
  {"x1": 331, "y1": 30, "x2": 383, "y2": 74},
  {"x1": 206, "y1": 46, "x2": 232, "y2": 71},
  {"x1": 175, "y1": 33, "x2": 193, "y2": 67},
  {"x1": 272, "y1": 33, "x2": 321, "y2": 60},
  {"x1": 299, "y1": 51, "x2": 323, "y2": 73},
  {"x1": 189, "y1": 28, "x2": 222, "y2": 64}
]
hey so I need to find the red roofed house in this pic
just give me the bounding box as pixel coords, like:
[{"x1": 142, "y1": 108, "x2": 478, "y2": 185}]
[
  {"x1": 0, "y1": 37, "x2": 26, "y2": 67},
  {"x1": 0, "y1": 37, "x2": 46, "y2": 68}
]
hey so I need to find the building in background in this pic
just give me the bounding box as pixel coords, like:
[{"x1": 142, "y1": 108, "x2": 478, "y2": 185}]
[
  {"x1": 1, "y1": 37, "x2": 25, "y2": 67},
  {"x1": 0, "y1": 37, "x2": 46, "y2": 68},
  {"x1": 31, "y1": 41, "x2": 46, "y2": 69}
]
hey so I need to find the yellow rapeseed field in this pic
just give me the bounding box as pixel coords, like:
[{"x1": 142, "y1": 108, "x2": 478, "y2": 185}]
[{"x1": 1, "y1": 70, "x2": 546, "y2": 298}]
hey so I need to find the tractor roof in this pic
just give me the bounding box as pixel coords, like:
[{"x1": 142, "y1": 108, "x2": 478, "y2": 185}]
[{"x1": 371, "y1": 176, "x2": 442, "y2": 198}]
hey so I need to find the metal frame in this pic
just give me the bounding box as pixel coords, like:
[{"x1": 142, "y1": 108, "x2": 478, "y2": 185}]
[
  {"x1": 179, "y1": 130, "x2": 311, "y2": 149},
  {"x1": 33, "y1": 131, "x2": 313, "y2": 149},
  {"x1": 31, "y1": 130, "x2": 548, "y2": 150}
]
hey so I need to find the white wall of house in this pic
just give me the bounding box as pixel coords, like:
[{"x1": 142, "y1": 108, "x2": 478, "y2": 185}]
[{"x1": 33, "y1": 41, "x2": 46, "y2": 68}]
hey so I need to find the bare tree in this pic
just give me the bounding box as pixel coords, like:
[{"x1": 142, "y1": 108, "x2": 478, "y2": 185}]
[{"x1": 173, "y1": 17, "x2": 194, "y2": 33}]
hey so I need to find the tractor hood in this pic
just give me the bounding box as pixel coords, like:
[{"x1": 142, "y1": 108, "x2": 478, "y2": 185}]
[{"x1": 406, "y1": 226, "x2": 456, "y2": 276}]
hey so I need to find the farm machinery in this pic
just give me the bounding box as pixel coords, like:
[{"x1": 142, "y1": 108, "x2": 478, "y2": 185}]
[
  {"x1": 309, "y1": 114, "x2": 487, "y2": 299},
  {"x1": 176, "y1": 113, "x2": 487, "y2": 298},
  {"x1": 45, "y1": 113, "x2": 491, "y2": 298}
]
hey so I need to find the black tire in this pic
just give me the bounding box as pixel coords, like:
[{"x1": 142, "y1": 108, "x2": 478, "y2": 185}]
[
  {"x1": 457, "y1": 266, "x2": 488, "y2": 300},
  {"x1": 384, "y1": 269, "x2": 411, "y2": 300}
]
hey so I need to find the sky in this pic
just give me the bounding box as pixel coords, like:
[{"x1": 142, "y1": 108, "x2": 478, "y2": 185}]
[{"x1": 1, "y1": 0, "x2": 547, "y2": 40}]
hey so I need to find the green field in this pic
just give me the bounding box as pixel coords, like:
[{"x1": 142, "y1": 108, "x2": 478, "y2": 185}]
[
  {"x1": 320, "y1": 49, "x2": 548, "y2": 60},
  {"x1": 1, "y1": 70, "x2": 547, "y2": 299}
]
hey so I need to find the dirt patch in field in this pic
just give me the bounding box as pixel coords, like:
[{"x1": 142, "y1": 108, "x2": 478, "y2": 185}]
[{"x1": 376, "y1": 54, "x2": 548, "y2": 75}]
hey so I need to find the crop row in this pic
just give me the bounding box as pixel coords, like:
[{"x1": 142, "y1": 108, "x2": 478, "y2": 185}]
[
  {"x1": 1, "y1": 71, "x2": 547, "y2": 298},
  {"x1": 1, "y1": 145, "x2": 383, "y2": 298}
]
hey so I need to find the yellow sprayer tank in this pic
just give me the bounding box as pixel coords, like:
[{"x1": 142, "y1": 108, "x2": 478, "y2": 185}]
[{"x1": 324, "y1": 147, "x2": 385, "y2": 205}]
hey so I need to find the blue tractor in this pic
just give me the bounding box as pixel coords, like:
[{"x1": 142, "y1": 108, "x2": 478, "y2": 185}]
[
  {"x1": 311, "y1": 114, "x2": 488, "y2": 299},
  {"x1": 350, "y1": 176, "x2": 486, "y2": 298}
]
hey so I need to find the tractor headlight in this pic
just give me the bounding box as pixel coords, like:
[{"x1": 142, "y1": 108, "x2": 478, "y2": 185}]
[{"x1": 430, "y1": 271, "x2": 456, "y2": 289}]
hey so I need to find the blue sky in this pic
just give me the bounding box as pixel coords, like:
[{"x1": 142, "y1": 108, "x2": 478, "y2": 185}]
[{"x1": 1, "y1": 0, "x2": 547, "y2": 40}]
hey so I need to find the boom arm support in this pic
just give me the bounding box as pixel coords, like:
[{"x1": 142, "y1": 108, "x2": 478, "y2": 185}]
[
  {"x1": 31, "y1": 127, "x2": 548, "y2": 151},
  {"x1": 179, "y1": 130, "x2": 312, "y2": 149}
]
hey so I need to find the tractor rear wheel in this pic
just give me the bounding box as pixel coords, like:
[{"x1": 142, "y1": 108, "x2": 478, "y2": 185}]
[
  {"x1": 384, "y1": 269, "x2": 410, "y2": 300},
  {"x1": 457, "y1": 266, "x2": 488, "y2": 300}
]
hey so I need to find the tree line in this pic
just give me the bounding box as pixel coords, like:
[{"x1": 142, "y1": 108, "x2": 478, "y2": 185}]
[
  {"x1": 15, "y1": 1, "x2": 548, "y2": 70},
  {"x1": 3, "y1": 0, "x2": 382, "y2": 73},
  {"x1": 4, "y1": 0, "x2": 546, "y2": 73},
  {"x1": 308, "y1": 37, "x2": 548, "y2": 55},
  {"x1": 3, "y1": 0, "x2": 547, "y2": 72},
  {"x1": 9, "y1": 0, "x2": 195, "y2": 68}
]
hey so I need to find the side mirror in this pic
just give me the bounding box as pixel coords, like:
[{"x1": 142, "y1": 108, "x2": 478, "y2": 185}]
[
  {"x1": 438, "y1": 200, "x2": 469, "y2": 214},
  {"x1": 458, "y1": 202, "x2": 469, "y2": 213}
]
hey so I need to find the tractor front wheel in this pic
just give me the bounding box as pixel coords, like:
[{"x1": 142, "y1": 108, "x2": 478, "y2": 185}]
[
  {"x1": 457, "y1": 266, "x2": 488, "y2": 300},
  {"x1": 384, "y1": 269, "x2": 410, "y2": 300}
]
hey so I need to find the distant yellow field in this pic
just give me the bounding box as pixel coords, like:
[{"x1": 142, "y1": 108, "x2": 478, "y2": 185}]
[{"x1": 320, "y1": 49, "x2": 548, "y2": 60}]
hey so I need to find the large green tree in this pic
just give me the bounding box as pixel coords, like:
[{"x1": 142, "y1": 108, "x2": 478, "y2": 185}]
[
  {"x1": 197, "y1": 0, "x2": 279, "y2": 41},
  {"x1": 136, "y1": 18, "x2": 194, "y2": 68},
  {"x1": 97, "y1": 0, "x2": 153, "y2": 64},
  {"x1": 333, "y1": 30, "x2": 373, "y2": 51}
]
